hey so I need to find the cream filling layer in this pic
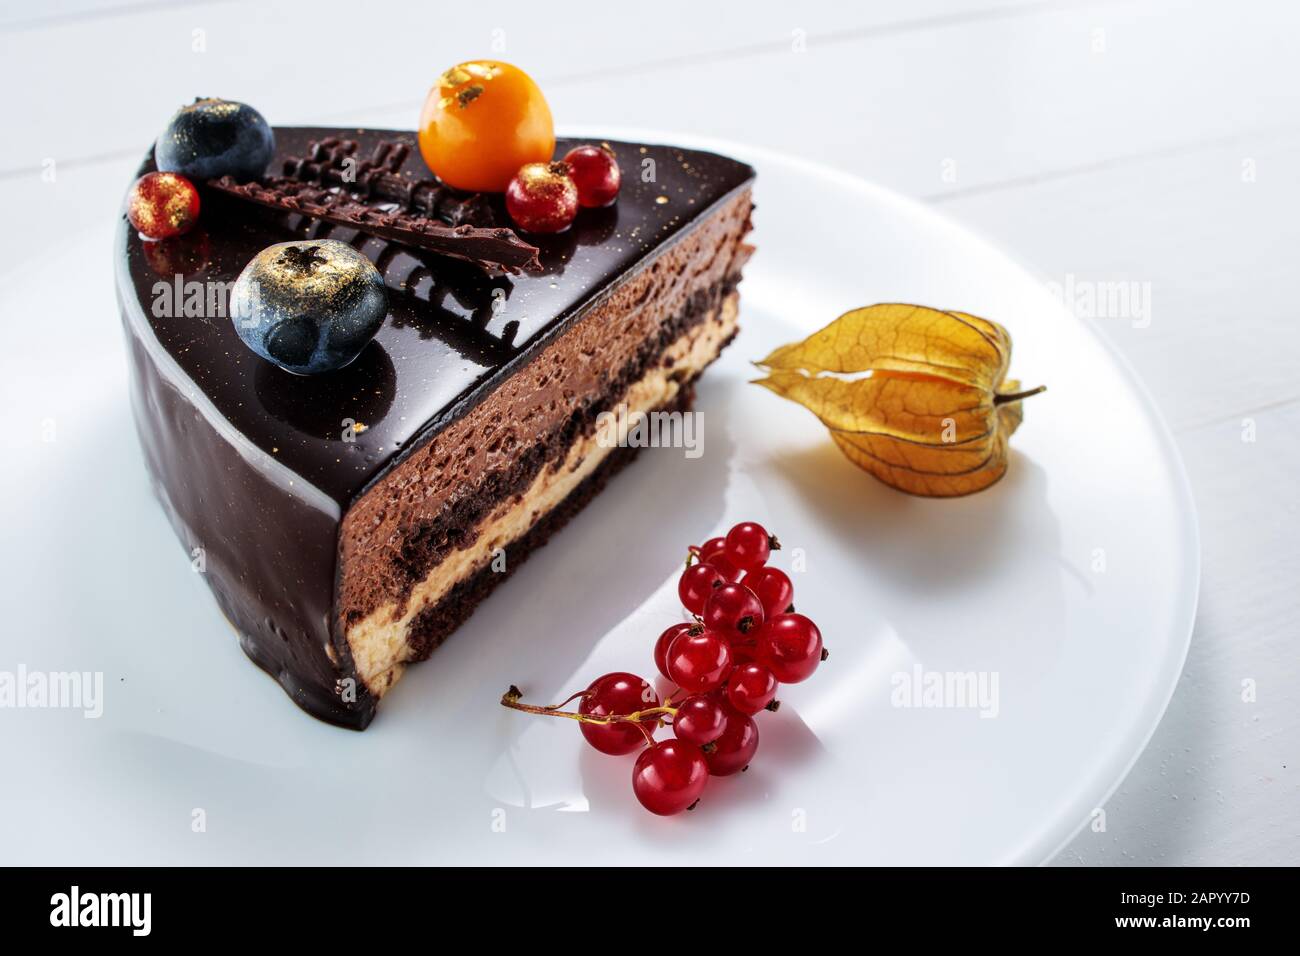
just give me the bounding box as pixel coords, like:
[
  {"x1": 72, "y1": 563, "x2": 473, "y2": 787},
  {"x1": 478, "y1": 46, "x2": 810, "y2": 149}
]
[{"x1": 347, "y1": 293, "x2": 740, "y2": 696}]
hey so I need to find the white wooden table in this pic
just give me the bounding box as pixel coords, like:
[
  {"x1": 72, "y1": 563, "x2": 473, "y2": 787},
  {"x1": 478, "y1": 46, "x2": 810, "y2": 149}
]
[{"x1": 1, "y1": 0, "x2": 1295, "y2": 865}]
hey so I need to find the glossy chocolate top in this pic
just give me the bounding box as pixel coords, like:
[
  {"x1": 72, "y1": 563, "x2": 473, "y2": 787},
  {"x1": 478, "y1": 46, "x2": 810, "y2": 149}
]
[{"x1": 118, "y1": 128, "x2": 755, "y2": 509}]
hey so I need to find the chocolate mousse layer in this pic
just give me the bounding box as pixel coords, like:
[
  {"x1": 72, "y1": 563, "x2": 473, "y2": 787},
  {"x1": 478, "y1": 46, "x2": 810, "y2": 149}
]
[{"x1": 118, "y1": 127, "x2": 755, "y2": 728}]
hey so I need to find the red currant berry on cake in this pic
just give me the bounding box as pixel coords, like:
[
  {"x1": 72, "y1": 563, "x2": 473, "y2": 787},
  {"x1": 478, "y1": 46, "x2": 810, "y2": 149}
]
[
  {"x1": 562, "y1": 145, "x2": 621, "y2": 208},
  {"x1": 505, "y1": 161, "x2": 578, "y2": 233},
  {"x1": 632, "y1": 739, "x2": 709, "y2": 815},
  {"x1": 127, "y1": 171, "x2": 200, "y2": 241},
  {"x1": 756, "y1": 613, "x2": 823, "y2": 683},
  {"x1": 679, "y1": 563, "x2": 725, "y2": 615},
  {"x1": 666, "y1": 627, "x2": 733, "y2": 695},
  {"x1": 726, "y1": 662, "x2": 779, "y2": 716},
  {"x1": 742, "y1": 566, "x2": 795, "y2": 618},
  {"x1": 578, "y1": 672, "x2": 659, "y2": 755},
  {"x1": 702, "y1": 583, "x2": 765, "y2": 639},
  {"x1": 654, "y1": 622, "x2": 694, "y2": 681},
  {"x1": 706, "y1": 706, "x2": 760, "y2": 777},
  {"x1": 723, "y1": 521, "x2": 776, "y2": 572},
  {"x1": 698, "y1": 536, "x2": 743, "y2": 583}
]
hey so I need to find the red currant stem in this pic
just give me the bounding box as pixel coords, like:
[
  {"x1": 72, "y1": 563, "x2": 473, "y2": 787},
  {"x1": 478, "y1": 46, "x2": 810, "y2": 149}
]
[
  {"x1": 500, "y1": 687, "x2": 678, "y2": 727},
  {"x1": 516, "y1": 687, "x2": 589, "y2": 712},
  {"x1": 685, "y1": 545, "x2": 701, "y2": 569}
]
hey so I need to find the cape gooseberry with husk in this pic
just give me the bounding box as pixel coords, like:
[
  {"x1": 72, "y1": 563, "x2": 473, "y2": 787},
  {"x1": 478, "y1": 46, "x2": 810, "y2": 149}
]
[{"x1": 752, "y1": 303, "x2": 1045, "y2": 497}]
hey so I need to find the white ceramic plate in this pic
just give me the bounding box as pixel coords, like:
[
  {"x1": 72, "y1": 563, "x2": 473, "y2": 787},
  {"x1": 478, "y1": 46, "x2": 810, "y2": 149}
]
[{"x1": 0, "y1": 132, "x2": 1198, "y2": 865}]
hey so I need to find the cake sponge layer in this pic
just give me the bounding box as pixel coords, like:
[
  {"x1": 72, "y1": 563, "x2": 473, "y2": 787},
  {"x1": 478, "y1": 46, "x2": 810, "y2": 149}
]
[
  {"x1": 336, "y1": 187, "x2": 753, "y2": 654},
  {"x1": 346, "y1": 291, "x2": 740, "y2": 696}
]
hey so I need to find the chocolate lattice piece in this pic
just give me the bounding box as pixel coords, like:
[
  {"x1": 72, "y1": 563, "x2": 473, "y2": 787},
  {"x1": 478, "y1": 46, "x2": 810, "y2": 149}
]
[
  {"x1": 284, "y1": 137, "x2": 504, "y2": 228},
  {"x1": 207, "y1": 135, "x2": 540, "y2": 273},
  {"x1": 207, "y1": 175, "x2": 541, "y2": 274}
]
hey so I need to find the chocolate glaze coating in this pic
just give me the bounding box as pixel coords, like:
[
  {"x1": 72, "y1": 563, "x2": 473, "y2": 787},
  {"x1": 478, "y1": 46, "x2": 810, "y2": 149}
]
[{"x1": 117, "y1": 127, "x2": 755, "y2": 728}]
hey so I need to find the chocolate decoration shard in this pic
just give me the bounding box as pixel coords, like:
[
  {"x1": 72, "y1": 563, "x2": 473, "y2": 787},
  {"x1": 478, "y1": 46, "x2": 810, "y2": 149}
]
[
  {"x1": 207, "y1": 174, "x2": 542, "y2": 274},
  {"x1": 284, "y1": 136, "x2": 504, "y2": 228}
]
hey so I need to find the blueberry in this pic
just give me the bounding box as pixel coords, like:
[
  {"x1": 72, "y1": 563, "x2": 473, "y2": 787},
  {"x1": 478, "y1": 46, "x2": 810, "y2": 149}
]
[
  {"x1": 231, "y1": 240, "x2": 388, "y2": 375},
  {"x1": 154, "y1": 98, "x2": 275, "y2": 182}
]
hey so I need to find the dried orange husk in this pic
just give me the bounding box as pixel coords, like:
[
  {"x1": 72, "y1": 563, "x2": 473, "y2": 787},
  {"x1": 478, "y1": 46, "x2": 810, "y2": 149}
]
[{"x1": 752, "y1": 304, "x2": 1043, "y2": 497}]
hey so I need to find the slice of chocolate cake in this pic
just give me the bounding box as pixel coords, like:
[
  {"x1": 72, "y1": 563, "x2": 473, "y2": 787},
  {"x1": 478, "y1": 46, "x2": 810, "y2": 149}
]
[{"x1": 117, "y1": 127, "x2": 754, "y2": 728}]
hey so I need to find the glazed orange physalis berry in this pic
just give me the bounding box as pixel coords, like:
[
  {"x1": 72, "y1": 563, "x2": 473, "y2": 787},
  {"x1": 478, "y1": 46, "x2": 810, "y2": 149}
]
[
  {"x1": 418, "y1": 60, "x2": 554, "y2": 192},
  {"x1": 506, "y1": 162, "x2": 578, "y2": 234},
  {"x1": 127, "y1": 171, "x2": 200, "y2": 241},
  {"x1": 563, "y1": 145, "x2": 621, "y2": 208}
]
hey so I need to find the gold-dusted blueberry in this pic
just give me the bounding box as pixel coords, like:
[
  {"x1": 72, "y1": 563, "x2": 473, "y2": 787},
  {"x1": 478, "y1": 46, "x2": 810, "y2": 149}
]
[
  {"x1": 231, "y1": 240, "x2": 387, "y2": 375},
  {"x1": 155, "y1": 98, "x2": 275, "y2": 182}
]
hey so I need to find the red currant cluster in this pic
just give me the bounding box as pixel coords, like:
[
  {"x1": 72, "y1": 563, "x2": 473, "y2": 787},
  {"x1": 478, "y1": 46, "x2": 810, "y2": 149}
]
[
  {"x1": 504, "y1": 145, "x2": 621, "y2": 234},
  {"x1": 502, "y1": 521, "x2": 826, "y2": 816}
]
